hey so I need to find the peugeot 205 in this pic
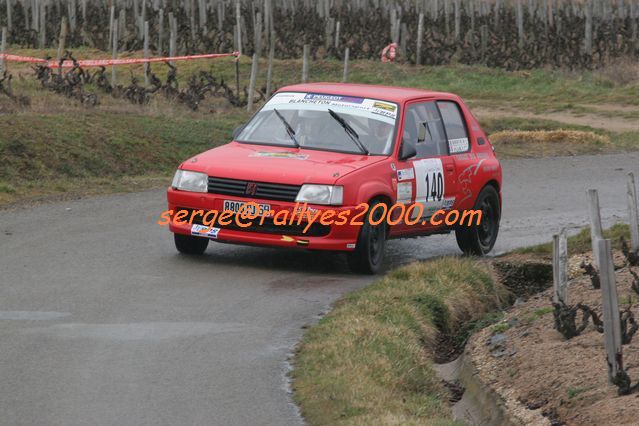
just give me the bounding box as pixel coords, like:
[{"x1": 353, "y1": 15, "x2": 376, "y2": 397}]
[{"x1": 166, "y1": 83, "x2": 502, "y2": 274}]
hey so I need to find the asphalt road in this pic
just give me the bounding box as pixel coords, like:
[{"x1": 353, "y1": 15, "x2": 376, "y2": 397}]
[{"x1": 1, "y1": 152, "x2": 638, "y2": 425}]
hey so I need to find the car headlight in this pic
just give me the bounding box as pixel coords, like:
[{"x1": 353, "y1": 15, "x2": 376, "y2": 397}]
[
  {"x1": 171, "y1": 169, "x2": 208, "y2": 193},
  {"x1": 296, "y1": 184, "x2": 343, "y2": 205}
]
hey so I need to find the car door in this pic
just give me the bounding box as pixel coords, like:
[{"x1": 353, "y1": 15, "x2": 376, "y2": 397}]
[
  {"x1": 393, "y1": 100, "x2": 458, "y2": 235},
  {"x1": 436, "y1": 99, "x2": 477, "y2": 210}
]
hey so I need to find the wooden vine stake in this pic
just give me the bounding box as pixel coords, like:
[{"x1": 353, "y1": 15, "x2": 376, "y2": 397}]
[
  {"x1": 588, "y1": 189, "x2": 604, "y2": 269},
  {"x1": 111, "y1": 18, "x2": 118, "y2": 86},
  {"x1": 628, "y1": 172, "x2": 639, "y2": 252},
  {"x1": 169, "y1": 12, "x2": 176, "y2": 66},
  {"x1": 266, "y1": 21, "x2": 275, "y2": 97},
  {"x1": 5, "y1": 0, "x2": 11, "y2": 32},
  {"x1": 302, "y1": 44, "x2": 310, "y2": 83},
  {"x1": 0, "y1": 27, "x2": 7, "y2": 74},
  {"x1": 342, "y1": 47, "x2": 350, "y2": 83},
  {"x1": 597, "y1": 238, "x2": 623, "y2": 383},
  {"x1": 416, "y1": 12, "x2": 424, "y2": 65},
  {"x1": 246, "y1": 53, "x2": 258, "y2": 112},
  {"x1": 143, "y1": 21, "x2": 150, "y2": 87},
  {"x1": 108, "y1": 5, "x2": 115, "y2": 53},
  {"x1": 57, "y1": 16, "x2": 67, "y2": 62},
  {"x1": 235, "y1": 0, "x2": 242, "y2": 55},
  {"x1": 552, "y1": 229, "x2": 568, "y2": 304}
]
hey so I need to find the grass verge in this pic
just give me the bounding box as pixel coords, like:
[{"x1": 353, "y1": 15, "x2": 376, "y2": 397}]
[
  {"x1": 292, "y1": 257, "x2": 509, "y2": 425},
  {"x1": 0, "y1": 111, "x2": 245, "y2": 205},
  {"x1": 512, "y1": 223, "x2": 631, "y2": 256},
  {"x1": 292, "y1": 223, "x2": 632, "y2": 424},
  {"x1": 480, "y1": 117, "x2": 639, "y2": 158}
]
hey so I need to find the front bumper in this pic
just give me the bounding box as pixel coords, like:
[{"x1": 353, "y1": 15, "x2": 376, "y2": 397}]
[{"x1": 166, "y1": 188, "x2": 361, "y2": 251}]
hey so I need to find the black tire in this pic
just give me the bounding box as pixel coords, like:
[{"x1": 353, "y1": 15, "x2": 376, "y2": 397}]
[
  {"x1": 347, "y1": 200, "x2": 387, "y2": 274},
  {"x1": 174, "y1": 233, "x2": 209, "y2": 255},
  {"x1": 455, "y1": 185, "x2": 500, "y2": 255}
]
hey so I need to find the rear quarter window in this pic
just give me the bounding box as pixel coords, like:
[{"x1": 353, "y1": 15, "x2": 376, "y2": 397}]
[{"x1": 437, "y1": 101, "x2": 470, "y2": 154}]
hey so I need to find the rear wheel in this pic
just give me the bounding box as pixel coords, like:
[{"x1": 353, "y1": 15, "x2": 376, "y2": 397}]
[
  {"x1": 174, "y1": 233, "x2": 209, "y2": 255},
  {"x1": 455, "y1": 185, "x2": 500, "y2": 255},
  {"x1": 347, "y1": 200, "x2": 387, "y2": 274}
]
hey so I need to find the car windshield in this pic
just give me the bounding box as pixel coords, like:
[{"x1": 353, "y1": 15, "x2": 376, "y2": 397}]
[{"x1": 236, "y1": 92, "x2": 399, "y2": 155}]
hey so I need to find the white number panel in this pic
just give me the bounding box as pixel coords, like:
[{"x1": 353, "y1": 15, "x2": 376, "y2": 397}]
[{"x1": 413, "y1": 158, "x2": 445, "y2": 218}]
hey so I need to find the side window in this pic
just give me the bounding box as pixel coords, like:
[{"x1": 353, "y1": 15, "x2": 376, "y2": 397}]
[
  {"x1": 437, "y1": 101, "x2": 470, "y2": 154},
  {"x1": 403, "y1": 102, "x2": 448, "y2": 158}
]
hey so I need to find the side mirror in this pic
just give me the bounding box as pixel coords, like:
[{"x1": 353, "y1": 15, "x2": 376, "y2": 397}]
[
  {"x1": 399, "y1": 139, "x2": 417, "y2": 161},
  {"x1": 232, "y1": 125, "x2": 245, "y2": 140}
]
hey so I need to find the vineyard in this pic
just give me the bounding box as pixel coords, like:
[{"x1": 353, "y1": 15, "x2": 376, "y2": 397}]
[{"x1": 0, "y1": 0, "x2": 637, "y2": 71}]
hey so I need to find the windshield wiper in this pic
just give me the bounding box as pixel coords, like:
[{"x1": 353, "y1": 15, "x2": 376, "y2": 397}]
[
  {"x1": 273, "y1": 108, "x2": 299, "y2": 148},
  {"x1": 327, "y1": 109, "x2": 369, "y2": 155}
]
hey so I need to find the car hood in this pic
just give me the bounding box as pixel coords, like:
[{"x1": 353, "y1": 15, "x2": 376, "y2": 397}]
[{"x1": 181, "y1": 142, "x2": 387, "y2": 185}]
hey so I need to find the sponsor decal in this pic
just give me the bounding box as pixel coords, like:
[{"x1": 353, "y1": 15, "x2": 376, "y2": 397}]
[
  {"x1": 295, "y1": 205, "x2": 319, "y2": 216},
  {"x1": 250, "y1": 151, "x2": 309, "y2": 160},
  {"x1": 346, "y1": 243, "x2": 356, "y2": 249},
  {"x1": 458, "y1": 159, "x2": 486, "y2": 204},
  {"x1": 191, "y1": 224, "x2": 220, "y2": 239},
  {"x1": 265, "y1": 92, "x2": 398, "y2": 121},
  {"x1": 448, "y1": 137, "x2": 470, "y2": 153},
  {"x1": 442, "y1": 197, "x2": 456, "y2": 210},
  {"x1": 397, "y1": 168, "x2": 415, "y2": 181},
  {"x1": 373, "y1": 101, "x2": 397, "y2": 112},
  {"x1": 390, "y1": 163, "x2": 396, "y2": 171},
  {"x1": 304, "y1": 93, "x2": 365, "y2": 104},
  {"x1": 397, "y1": 182, "x2": 413, "y2": 205}
]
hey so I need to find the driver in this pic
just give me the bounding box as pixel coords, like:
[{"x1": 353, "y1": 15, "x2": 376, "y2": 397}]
[
  {"x1": 369, "y1": 119, "x2": 393, "y2": 152},
  {"x1": 296, "y1": 109, "x2": 326, "y2": 146}
]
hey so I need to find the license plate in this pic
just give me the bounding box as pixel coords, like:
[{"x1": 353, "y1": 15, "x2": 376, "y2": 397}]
[{"x1": 223, "y1": 200, "x2": 271, "y2": 216}]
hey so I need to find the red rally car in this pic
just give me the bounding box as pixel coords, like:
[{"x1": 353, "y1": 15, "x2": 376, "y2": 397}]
[{"x1": 166, "y1": 83, "x2": 502, "y2": 274}]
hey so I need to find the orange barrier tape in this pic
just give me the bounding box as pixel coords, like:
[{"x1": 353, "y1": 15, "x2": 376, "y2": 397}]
[{"x1": 0, "y1": 51, "x2": 241, "y2": 68}]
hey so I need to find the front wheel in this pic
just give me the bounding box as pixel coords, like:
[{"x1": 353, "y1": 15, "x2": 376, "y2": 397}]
[
  {"x1": 455, "y1": 185, "x2": 500, "y2": 255},
  {"x1": 347, "y1": 201, "x2": 387, "y2": 274},
  {"x1": 174, "y1": 233, "x2": 209, "y2": 255}
]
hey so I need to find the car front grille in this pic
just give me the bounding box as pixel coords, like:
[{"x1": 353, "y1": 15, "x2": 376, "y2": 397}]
[
  {"x1": 176, "y1": 208, "x2": 331, "y2": 238},
  {"x1": 207, "y1": 176, "x2": 301, "y2": 202}
]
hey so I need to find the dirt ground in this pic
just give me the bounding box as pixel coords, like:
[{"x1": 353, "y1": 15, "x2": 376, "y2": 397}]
[
  {"x1": 469, "y1": 251, "x2": 639, "y2": 425},
  {"x1": 474, "y1": 105, "x2": 639, "y2": 133}
]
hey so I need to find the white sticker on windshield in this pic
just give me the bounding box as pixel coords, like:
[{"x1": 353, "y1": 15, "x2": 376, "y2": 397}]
[
  {"x1": 265, "y1": 92, "x2": 398, "y2": 121},
  {"x1": 448, "y1": 137, "x2": 469, "y2": 153}
]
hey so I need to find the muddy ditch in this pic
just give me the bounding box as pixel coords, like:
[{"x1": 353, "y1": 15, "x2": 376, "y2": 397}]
[{"x1": 431, "y1": 254, "x2": 554, "y2": 424}]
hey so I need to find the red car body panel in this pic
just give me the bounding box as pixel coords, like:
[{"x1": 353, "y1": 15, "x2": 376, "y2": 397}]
[{"x1": 167, "y1": 83, "x2": 502, "y2": 251}]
